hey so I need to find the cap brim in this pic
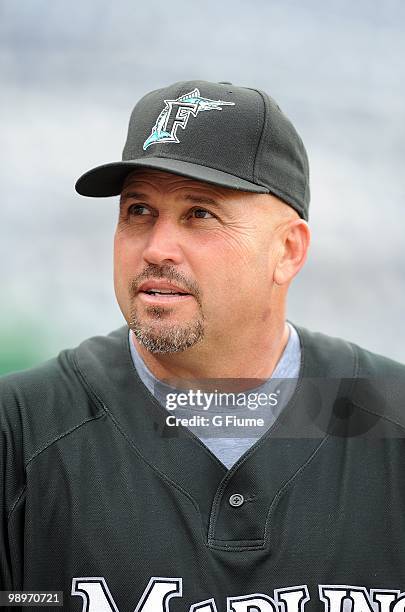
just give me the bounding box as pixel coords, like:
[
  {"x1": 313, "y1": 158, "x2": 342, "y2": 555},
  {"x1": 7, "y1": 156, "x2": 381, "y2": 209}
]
[{"x1": 75, "y1": 158, "x2": 269, "y2": 197}]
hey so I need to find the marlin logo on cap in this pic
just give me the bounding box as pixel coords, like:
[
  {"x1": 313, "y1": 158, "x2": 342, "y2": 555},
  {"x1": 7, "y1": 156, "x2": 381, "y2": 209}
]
[{"x1": 143, "y1": 88, "x2": 235, "y2": 150}]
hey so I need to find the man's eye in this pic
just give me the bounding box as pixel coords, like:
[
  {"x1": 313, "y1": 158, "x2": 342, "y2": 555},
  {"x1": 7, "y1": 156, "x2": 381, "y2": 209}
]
[
  {"x1": 191, "y1": 208, "x2": 215, "y2": 219},
  {"x1": 127, "y1": 204, "x2": 151, "y2": 216}
]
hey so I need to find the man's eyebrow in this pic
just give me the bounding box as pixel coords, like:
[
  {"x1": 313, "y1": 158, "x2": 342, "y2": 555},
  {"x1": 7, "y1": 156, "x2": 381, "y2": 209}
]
[
  {"x1": 183, "y1": 194, "x2": 222, "y2": 208},
  {"x1": 120, "y1": 191, "x2": 148, "y2": 202}
]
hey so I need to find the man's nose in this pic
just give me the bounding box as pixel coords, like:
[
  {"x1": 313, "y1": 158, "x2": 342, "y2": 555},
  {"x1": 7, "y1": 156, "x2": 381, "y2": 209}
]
[{"x1": 142, "y1": 218, "x2": 184, "y2": 266}]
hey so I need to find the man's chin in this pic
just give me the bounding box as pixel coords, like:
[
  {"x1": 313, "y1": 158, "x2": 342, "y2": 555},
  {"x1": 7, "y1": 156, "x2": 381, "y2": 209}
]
[{"x1": 129, "y1": 319, "x2": 205, "y2": 354}]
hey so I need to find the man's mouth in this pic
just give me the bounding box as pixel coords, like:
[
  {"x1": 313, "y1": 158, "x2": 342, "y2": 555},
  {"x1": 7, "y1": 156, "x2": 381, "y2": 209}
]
[
  {"x1": 137, "y1": 280, "x2": 193, "y2": 303},
  {"x1": 142, "y1": 289, "x2": 189, "y2": 296},
  {"x1": 138, "y1": 291, "x2": 193, "y2": 304}
]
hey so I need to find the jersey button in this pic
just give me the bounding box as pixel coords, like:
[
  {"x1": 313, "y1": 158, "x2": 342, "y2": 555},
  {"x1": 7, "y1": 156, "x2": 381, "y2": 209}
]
[{"x1": 229, "y1": 493, "x2": 244, "y2": 507}]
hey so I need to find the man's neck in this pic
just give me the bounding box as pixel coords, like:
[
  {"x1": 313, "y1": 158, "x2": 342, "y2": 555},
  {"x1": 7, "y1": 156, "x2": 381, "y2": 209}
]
[{"x1": 130, "y1": 320, "x2": 290, "y2": 384}]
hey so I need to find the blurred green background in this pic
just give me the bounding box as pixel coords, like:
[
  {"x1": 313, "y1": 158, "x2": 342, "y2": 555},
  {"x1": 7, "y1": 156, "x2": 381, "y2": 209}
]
[{"x1": 0, "y1": 322, "x2": 45, "y2": 375}]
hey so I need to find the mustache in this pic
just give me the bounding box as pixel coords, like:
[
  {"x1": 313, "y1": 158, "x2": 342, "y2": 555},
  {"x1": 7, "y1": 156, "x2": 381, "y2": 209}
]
[{"x1": 129, "y1": 264, "x2": 202, "y2": 304}]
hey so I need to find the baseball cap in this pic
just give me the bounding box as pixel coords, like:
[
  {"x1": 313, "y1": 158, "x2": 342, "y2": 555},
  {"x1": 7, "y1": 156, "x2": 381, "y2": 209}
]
[{"x1": 75, "y1": 80, "x2": 310, "y2": 220}]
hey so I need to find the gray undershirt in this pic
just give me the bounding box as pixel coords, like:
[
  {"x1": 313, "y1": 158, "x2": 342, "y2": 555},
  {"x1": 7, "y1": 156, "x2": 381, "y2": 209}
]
[{"x1": 129, "y1": 322, "x2": 301, "y2": 469}]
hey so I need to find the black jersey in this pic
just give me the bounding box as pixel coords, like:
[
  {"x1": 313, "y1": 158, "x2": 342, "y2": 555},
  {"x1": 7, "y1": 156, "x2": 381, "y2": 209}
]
[{"x1": 1, "y1": 324, "x2": 405, "y2": 611}]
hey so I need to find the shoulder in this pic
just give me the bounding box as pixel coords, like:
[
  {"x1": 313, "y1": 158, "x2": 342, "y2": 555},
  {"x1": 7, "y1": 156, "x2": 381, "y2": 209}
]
[
  {"x1": 293, "y1": 323, "x2": 405, "y2": 374},
  {"x1": 0, "y1": 326, "x2": 128, "y2": 466},
  {"x1": 293, "y1": 323, "x2": 405, "y2": 431},
  {"x1": 351, "y1": 340, "x2": 405, "y2": 377},
  {"x1": 347, "y1": 338, "x2": 405, "y2": 431}
]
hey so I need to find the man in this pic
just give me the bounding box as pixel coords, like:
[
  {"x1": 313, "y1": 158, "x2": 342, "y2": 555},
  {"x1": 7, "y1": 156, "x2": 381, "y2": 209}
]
[{"x1": 1, "y1": 80, "x2": 405, "y2": 611}]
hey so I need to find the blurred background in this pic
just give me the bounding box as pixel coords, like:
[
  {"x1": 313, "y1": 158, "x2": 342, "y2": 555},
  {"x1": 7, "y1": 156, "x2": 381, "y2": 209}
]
[{"x1": 1, "y1": 0, "x2": 404, "y2": 374}]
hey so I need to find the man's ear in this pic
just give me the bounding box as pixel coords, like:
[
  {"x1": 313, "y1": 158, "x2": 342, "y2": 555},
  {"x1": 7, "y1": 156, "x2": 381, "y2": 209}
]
[{"x1": 273, "y1": 220, "x2": 311, "y2": 286}]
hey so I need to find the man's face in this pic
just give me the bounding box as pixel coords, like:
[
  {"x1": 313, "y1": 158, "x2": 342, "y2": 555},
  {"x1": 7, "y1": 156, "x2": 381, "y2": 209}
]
[{"x1": 114, "y1": 169, "x2": 291, "y2": 354}]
